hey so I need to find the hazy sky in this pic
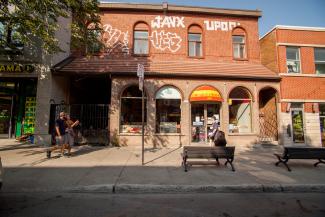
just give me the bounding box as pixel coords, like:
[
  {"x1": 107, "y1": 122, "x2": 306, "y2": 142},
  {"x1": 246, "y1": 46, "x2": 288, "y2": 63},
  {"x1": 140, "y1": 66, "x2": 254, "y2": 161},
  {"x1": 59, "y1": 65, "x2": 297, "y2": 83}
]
[{"x1": 101, "y1": 0, "x2": 325, "y2": 37}]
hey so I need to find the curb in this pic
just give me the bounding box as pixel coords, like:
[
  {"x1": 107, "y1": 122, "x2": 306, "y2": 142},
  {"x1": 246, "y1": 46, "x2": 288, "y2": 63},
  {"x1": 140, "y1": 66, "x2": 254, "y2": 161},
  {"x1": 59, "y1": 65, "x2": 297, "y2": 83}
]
[{"x1": 67, "y1": 184, "x2": 325, "y2": 194}]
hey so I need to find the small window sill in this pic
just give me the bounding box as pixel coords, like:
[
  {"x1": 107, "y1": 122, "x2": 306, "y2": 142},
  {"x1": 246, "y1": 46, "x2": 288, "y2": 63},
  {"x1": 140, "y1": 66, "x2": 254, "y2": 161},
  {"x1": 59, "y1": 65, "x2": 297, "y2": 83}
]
[
  {"x1": 132, "y1": 54, "x2": 150, "y2": 57},
  {"x1": 188, "y1": 56, "x2": 204, "y2": 59},
  {"x1": 119, "y1": 133, "x2": 148, "y2": 136},
  {"x1": 154, "y1": 133, "x2": 184, "y2": 136},
  {"x1": 233, "y1": 58, "x2": 248, "y2": 61},
  {"x1": 228, "y1": 133, "x2": 256, "y2": 136}
]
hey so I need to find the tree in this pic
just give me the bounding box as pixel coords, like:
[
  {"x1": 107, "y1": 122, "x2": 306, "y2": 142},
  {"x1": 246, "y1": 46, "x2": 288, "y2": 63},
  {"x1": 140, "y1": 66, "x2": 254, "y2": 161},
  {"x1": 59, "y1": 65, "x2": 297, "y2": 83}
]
[{"x1": 0, "y1": 0, "x2": 102, "y2": 55}]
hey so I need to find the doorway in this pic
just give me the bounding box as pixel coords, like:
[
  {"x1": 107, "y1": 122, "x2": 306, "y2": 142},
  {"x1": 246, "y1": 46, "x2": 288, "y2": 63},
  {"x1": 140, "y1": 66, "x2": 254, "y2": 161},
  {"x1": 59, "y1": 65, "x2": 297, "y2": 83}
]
[
  {"x1": 319, "y1": 104, "x2": 325, "y2": 147},
  {"x1": 191, "y1": 103, "x2": 220, "y2": 143},
  {"x1": 291, "y1": 103, "x2": 305, "y2": 143},
  {"x1": 259, "y1": 87, "x2": 278, "y2": 142}
]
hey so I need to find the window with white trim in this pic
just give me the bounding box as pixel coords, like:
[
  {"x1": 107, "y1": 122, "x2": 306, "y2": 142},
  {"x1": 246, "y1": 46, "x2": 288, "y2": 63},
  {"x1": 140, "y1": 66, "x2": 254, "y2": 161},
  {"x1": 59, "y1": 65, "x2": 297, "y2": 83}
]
[
  {"x1": 315, "y1": 48, "x2": 325, "y2": 75},
  {"x1": 188, "y1": 33, "x2": 202, "y2": 57},
  {"x1": 134, "y1": 30, "x2": 148, "y2": 55},
  {"x1": 155, "y1": 86, "x2": 181, "y2": 133},
  {"x1": 286, "y1": 47, "x2": 300, "y2": 73},
  {"x1": 232, "y1": 35, "x2": 246, "y2": 59}
]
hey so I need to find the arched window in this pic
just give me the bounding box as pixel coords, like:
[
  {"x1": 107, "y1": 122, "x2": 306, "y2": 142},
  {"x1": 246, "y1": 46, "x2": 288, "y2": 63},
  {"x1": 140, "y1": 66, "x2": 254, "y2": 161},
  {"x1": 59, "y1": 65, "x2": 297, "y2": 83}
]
[
  {"x1": 188, "y1": 25, "x2": 203, "y2": 57},
  {"x1": 228, "y1": 87, "x2": 252, "y2": 133},
  {"x1": 133, "y1": 22, "x2": 149, "y2": 55},
  {"x1": 155, "y1": 86, "x2": 181, "y2": 133},
  {"x1": 232, "y1": 28, "x2": 246, "y2": 59},
  {"x1": 120, "y1": 85, "x2": 147, "y2": 133}
]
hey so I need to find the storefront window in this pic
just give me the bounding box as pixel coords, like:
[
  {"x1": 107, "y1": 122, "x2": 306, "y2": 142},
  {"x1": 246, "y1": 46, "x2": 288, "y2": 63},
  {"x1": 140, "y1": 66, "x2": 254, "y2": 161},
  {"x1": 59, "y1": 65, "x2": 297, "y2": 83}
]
[
  {"x1": 319, "y1": 104, "x2": 325, "y2": 146},
  {"x1": 120, "y1": 85, "x2": 147, "y2": 133},
  {"x1": 286, "y1": 47, "x2": 300, "y2": 73},
  {"x1": 156, "y1": 86, "x2": 181, "y2": 133},
  {"x1": 315, "y1": 48, "x2": 325, "y2": 75},
  {"x1": 291, "y1": 103, "x2": 304, "y2": 143},
  {"x1": 228, "y1": 87, "x2": 252, "y2": 133}
]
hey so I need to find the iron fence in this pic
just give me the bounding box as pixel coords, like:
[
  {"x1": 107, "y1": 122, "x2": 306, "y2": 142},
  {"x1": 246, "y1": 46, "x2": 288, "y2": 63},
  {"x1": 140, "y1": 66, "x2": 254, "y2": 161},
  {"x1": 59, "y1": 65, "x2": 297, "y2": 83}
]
[{"x1": 49, "y1": 104, "x2": 110, "y2": 145}]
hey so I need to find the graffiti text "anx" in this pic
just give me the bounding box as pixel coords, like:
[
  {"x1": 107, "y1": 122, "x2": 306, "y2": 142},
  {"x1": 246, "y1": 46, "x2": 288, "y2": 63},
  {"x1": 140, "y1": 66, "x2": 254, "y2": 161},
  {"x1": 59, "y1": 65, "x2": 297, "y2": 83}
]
[
  {"x1": 149, "y1": 30, "x2": 182, "y2": 53},
  {"x1": 151, "y1": 16, "x2": 185, "y2": 29}
]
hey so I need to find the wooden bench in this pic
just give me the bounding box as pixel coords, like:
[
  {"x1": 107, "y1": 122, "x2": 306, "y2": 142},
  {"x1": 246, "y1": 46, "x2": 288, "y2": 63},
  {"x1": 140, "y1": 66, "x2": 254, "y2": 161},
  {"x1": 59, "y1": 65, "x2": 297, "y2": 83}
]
[
  {"x1": 181, "y1": 146, "x2": 235, "y2": 172},
  {"x1": 274, "y1": 147, "x2": 325, "y2": 171}
]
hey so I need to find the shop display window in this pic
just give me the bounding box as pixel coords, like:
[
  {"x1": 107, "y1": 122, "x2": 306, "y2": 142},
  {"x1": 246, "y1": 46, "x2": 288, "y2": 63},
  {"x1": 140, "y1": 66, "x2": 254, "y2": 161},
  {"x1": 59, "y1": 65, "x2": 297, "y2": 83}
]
[
  {"x1": 228, "y1": 87, "x2": 252, "y2": 133},
  {"x1": 120, "y1": 86, "x2": 147, "y2": 133},
  {"x1": 155, "y1": 86, "x2": 181, "y2": 133}
]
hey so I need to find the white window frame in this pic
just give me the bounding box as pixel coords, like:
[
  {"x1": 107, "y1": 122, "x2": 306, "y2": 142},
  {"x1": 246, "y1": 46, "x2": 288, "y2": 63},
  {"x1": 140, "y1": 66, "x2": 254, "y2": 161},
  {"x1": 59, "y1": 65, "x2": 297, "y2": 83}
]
[
  {"x1": 314, "y1": 48, "x2": 325, "y2": 75},
  {"x1": 286, "y1": 47, "x2": 301, "y2": 73}
]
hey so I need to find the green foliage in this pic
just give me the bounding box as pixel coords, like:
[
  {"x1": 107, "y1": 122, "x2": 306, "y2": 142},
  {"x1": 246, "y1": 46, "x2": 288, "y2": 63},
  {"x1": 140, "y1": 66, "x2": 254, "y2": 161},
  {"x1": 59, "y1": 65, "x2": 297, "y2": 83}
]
[{"x1": 0, "y1": 0, "x2": 102, "y2": 55}]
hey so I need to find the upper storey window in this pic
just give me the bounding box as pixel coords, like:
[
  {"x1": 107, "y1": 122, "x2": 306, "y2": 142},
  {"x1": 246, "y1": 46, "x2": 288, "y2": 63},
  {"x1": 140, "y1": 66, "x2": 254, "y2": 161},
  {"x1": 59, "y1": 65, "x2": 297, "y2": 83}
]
[
  {"x1": 232, "y1": 27, "x2": 246, "y2": 59},
  {"x1": 232, "y1": 36, "x2": 246, "y2": 59},
  {"x1": 286, "y1": 47, "x2": 300, "y2": 73},
  {"x1": 315, "y1": 48, "x2": 325, "y2": 75},
  {"x1": 133, "y1": 22, "x2": 149, "y2": 55},
  {"x1": 188, "y1": 25, "x2": 203, "y2": 57}
]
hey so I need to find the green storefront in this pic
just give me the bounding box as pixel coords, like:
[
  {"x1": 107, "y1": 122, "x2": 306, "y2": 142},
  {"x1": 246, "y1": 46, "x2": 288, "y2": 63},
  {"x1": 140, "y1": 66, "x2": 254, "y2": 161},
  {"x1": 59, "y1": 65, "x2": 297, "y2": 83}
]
[{"x1": 0, "y1": 63, "x2": 37, "y2": 138}]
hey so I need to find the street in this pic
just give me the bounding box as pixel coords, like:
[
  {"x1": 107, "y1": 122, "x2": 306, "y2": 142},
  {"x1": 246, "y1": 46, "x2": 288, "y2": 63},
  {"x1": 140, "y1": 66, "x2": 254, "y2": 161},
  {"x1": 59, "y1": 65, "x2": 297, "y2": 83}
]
[{"x1": 1, "y1": 192, "x2": 325, "y2": 217}]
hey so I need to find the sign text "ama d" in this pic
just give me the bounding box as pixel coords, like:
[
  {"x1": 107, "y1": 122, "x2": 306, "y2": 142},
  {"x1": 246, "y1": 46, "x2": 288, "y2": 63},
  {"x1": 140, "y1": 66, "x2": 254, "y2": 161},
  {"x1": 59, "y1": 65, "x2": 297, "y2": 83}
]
[{"x1": 0, "y1": 64, "x2": 35, "y2": 73}]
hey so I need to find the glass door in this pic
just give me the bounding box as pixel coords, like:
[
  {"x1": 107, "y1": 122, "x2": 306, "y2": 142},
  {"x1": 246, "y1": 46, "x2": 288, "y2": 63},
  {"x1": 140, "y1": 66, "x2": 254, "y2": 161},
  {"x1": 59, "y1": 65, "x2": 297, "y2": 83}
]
[
  {"x1": 319, "y1": 104, "x2": 325, "y2": 147},
  {"x1": 191, "y1": 103, "x2": 220, "y2": 143},
  {"x1": 0, "y1": 95, "x2": 13, "y2": 137},
  {"x1": 191, "y1": 104, "x2": 205, "y2": 142},
  {"x1": 291, "y1": 109, "x2": 305, "y2": 143}
]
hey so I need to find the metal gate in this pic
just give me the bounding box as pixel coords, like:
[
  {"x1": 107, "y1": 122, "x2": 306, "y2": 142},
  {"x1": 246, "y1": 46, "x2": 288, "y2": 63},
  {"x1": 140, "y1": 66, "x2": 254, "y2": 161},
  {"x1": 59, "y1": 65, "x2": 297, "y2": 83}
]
[{"x1": 49, "y1": 104, "x2": 110, "y2": 145}]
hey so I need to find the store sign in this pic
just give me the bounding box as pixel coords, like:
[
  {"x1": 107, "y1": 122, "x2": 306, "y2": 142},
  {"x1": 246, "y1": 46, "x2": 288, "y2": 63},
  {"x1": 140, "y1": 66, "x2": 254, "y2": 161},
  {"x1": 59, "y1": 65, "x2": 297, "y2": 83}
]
[{"x1": 0, "y1": 64, "x2": 34, "y2": 73}]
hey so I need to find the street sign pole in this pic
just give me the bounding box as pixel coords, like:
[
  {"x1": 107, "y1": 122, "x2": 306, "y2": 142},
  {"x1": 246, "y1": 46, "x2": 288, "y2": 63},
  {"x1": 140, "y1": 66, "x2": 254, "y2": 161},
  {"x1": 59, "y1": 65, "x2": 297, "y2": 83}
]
[{"x1": 137, "y1": 64, "x2": 145, "y2": 165}]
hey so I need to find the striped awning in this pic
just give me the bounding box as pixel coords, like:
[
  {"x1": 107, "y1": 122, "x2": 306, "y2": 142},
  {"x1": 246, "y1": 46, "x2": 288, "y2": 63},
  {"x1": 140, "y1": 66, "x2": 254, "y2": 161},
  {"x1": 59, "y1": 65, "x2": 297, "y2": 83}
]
[{"x1": 190, "y1": 85, "x2": 222, "y2": 102}]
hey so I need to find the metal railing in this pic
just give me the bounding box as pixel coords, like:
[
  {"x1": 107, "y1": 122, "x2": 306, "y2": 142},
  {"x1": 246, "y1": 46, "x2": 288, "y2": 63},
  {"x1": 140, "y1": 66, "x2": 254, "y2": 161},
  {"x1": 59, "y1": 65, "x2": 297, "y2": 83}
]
[{"x1": 49, "y1": 104, "x2": 110, "y2": 145}]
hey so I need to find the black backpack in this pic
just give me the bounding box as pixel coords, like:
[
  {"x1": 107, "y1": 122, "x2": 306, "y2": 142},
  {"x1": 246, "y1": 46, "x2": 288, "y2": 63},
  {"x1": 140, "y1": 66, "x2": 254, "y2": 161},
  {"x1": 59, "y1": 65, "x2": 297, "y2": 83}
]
[{"x1": 214, "y1": 130, "x2": 227, "y2": 146}]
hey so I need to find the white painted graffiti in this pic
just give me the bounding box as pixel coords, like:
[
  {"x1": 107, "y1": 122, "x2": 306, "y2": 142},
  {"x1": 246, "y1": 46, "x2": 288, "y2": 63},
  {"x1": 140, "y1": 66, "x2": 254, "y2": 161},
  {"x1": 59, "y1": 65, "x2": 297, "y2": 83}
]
[
  {"x1": 149, "y1": 30, "x2": 182, "y2": 53},
  {"x1": 102, "y1": 24, "x2": 129, "y2": 54},
  {"x1": 151, "y1": 16, "x2": 185, "y2": 29},
  {"x1": 204, "y1": 21, "x2": 240, "y2": 31}
]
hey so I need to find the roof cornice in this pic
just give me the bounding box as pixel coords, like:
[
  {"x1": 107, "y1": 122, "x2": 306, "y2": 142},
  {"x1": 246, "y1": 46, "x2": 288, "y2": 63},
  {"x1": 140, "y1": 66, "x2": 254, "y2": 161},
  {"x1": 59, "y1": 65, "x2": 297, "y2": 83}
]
[{"x1": 99, "y1": 2, "x2": 262, "y2": 17}]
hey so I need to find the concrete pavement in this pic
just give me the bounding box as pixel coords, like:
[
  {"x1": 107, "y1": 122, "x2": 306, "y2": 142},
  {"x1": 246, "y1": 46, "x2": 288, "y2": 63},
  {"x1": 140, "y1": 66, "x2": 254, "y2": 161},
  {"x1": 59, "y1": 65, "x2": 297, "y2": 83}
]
[{"x1": 0, "y1": 139, "x2": 325, "y2": 193}]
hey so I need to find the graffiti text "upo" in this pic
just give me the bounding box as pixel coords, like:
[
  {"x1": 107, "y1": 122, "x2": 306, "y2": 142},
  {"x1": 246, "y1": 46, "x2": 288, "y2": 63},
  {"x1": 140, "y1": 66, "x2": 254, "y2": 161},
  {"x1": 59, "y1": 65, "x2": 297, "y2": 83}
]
[
  {"x1": 204, "y1": 21, "x2": 240, "y2": 31},
  {"x1": 151, "y1": 16, "x2": 185, "y2": 29},
  {"x1": 149, "y1": 30, "x2": 182, "y2": 53},
  {"x1": 102, "y1": 24, "x2": 129, "y2": 54}
]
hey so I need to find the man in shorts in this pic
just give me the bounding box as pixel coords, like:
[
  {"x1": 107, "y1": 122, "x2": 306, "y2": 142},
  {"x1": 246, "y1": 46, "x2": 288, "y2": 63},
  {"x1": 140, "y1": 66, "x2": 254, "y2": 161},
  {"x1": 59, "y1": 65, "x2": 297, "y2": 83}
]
[{"x1": 46, "y1": 112, "x2": 68, "y2": 158}]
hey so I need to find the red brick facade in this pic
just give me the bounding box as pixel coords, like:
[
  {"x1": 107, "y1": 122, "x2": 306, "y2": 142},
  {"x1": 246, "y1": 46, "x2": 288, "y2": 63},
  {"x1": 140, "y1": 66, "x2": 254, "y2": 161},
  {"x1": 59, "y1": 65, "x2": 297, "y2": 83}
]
[{"x1": 260, "y1": 26, "x2": 325, "y2": 147}]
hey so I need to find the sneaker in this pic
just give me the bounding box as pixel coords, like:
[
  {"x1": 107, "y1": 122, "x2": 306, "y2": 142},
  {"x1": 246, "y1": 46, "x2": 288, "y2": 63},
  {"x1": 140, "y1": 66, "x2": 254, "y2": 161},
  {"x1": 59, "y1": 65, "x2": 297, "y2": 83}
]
[{"x1": 46, "y1": 150, "x2": 51, "y2": 158}]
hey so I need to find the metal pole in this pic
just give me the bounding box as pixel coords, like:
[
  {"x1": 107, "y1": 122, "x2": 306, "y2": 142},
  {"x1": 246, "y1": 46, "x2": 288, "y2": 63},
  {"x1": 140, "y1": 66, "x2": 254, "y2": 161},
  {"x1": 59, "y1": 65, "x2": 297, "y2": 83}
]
[{"x1": 141, "y1": 80, "x2": 144, "y2": 165}]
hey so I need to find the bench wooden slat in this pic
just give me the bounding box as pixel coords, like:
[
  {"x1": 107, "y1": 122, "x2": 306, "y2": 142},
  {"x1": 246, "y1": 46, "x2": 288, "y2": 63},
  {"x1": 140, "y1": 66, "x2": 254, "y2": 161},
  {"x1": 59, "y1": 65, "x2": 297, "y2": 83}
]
[{"x1": 182, "y1": 146, "x2": 235, "y2": 172}]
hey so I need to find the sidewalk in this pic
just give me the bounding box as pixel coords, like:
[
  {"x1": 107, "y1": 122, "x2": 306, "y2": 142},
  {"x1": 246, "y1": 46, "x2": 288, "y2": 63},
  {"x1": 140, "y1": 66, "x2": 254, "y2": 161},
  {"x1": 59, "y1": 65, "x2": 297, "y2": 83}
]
[{"x1": 0, "y1": 139, "x2": 325, "y2": 193}]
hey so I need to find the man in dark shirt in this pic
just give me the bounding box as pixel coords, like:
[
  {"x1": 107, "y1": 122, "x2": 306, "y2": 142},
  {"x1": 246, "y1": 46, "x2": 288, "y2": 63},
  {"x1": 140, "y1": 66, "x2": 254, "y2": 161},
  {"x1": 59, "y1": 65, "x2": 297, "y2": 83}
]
[{"x1": 47, "y1": 112, "x2": 67, "y2": 158}]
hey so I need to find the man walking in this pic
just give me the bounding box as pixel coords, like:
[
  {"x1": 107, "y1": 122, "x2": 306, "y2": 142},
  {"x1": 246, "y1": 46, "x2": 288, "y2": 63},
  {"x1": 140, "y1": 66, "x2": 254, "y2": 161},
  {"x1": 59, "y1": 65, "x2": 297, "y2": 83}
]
[{"x1": 46, "y1": 112, "x2": 68, "y2": 158}]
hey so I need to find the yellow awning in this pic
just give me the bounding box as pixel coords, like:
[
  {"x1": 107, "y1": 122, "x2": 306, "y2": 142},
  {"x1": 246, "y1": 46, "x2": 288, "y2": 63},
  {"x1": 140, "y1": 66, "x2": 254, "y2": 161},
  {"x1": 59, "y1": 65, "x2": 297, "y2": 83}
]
[{"x1": 190, "y1": 85, "x2": 222, "y2": 102}]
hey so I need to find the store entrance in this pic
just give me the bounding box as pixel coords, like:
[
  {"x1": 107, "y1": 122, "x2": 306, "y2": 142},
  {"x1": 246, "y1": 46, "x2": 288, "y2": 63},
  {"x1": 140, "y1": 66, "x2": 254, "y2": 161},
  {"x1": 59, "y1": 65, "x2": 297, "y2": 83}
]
[
  {"x1": 0, "y1": 95, "x2": 13, "y2": 137},
  {"x1": 191, "y1": 103, "x2": 220, "y2": 143}
]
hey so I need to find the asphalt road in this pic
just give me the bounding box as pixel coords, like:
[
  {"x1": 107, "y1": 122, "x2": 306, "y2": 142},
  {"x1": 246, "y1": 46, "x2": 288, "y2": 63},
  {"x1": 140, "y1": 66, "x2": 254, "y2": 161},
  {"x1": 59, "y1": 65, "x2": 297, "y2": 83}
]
[{"x1": 1, "y1": 192, "x2": 325, "y2": 217}]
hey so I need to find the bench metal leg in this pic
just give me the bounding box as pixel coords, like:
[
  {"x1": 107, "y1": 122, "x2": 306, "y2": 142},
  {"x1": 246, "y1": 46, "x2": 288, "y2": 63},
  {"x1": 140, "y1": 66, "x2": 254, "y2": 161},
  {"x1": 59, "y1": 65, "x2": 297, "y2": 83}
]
[
  {"x1": 183, "y1": 156, "x2": 188, "y2": 172},
  {"x1": 314, "y1": 159, "x2": 325, "y2": 167},
  {"x1": 275, "y1": 155, "x2": 291, "y2": 172},
  {"x1": 225, "y1": 158, "x2": 235, "y2": 172},
  {"x1": 215, "y1": 157, "x2": 220, "y2": 165}
]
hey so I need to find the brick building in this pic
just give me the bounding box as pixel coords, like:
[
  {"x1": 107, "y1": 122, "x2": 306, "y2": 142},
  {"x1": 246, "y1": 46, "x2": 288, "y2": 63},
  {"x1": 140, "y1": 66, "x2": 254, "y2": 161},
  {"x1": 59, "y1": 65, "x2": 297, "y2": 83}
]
[
  {"x1": 50, "y1": 3, "x2": 281, "y2": 148},
  {"x1": 260, "y1": 25, "x2": 325, "y2": 147}
]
